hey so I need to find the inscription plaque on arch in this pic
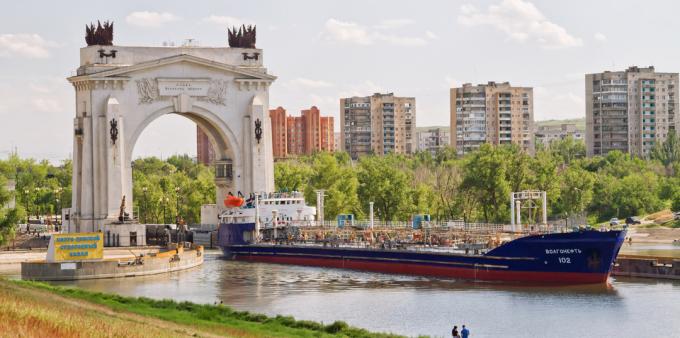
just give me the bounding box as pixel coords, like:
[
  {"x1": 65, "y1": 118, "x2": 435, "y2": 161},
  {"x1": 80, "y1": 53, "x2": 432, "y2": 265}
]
[{"x1": 157, "y1": 78, "x2": 210, "y2": 96}]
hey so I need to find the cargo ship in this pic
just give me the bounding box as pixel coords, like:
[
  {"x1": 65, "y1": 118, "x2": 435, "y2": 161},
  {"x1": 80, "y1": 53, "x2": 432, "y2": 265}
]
[{"x1": 217, "y1": 193, "x2": 626, "y2": 284}]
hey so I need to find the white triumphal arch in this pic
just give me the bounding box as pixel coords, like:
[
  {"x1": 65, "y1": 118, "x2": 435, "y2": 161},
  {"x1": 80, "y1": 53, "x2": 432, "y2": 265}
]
[{"x1": 67, "y1": 43, "x2": 275, "y2": 233}]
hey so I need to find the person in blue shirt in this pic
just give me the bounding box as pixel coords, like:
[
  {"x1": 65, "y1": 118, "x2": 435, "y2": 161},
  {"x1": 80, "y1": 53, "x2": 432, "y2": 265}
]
[{"x1": 461, "y1": 325, "x2": 470, "y2": 338}]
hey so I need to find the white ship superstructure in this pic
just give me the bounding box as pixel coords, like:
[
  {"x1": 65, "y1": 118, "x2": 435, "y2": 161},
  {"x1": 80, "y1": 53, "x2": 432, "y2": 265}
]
[{"x1": 219, "y1": 192, "x2": 316, "y2": 227}]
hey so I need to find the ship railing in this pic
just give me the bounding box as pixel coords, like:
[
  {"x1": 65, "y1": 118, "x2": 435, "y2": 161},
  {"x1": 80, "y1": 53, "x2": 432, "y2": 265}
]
[
  {"x1": 257, "y1": 191, "x2": 305, "y2": 200},
  {"x1": 271, "y1": 220, "x2": 568, "y2": 235}
]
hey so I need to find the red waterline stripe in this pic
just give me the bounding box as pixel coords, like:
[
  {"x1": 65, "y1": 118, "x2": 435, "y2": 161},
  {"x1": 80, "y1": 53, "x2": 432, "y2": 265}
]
[{"x1": 234, "y1": 254, "x2": 608, "y2": 284}]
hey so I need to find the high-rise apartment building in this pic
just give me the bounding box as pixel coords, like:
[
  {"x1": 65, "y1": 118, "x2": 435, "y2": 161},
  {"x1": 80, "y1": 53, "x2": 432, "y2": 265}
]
[
  {"x1": 535, "y1": 123, "x2": 584, "y2": 148},
  {"x1": 301, "y1": 106, "x2": 321, "y2": 153},
  {"x1": 196, "y1": 126, "x2": 216, "y2": 165},
  {"x1": 269, "y1": 106, "x2": 288, "y2": 158},
  {"x1": 320, "y1": 116, "x2": 334, "y2": 152},
  {"x1": 450, "y1": 82, "x2": 534, "y2": 155},
  {"x1": 586, "y1": 66, "x2": 679, "y2": 157},
  {"x1": 333, "y1": 132, "x2": 341, "y2": 152},
  {"x1": 340, "y1": 93, "x2": 416, "y2": 159},
  {"x1": 416, "y1": 127, "x2": 451, "y2": 156},
  {"x1": 268, "y1": 106, "x2": 334, "y2": 158},
  {"x1": 285, "y1": 114, "x2": 303, "y2": 156}
]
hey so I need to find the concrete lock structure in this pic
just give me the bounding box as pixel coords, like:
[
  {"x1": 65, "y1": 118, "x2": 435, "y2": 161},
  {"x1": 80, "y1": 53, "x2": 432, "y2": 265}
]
[{"x1": 66, "y1": 43, "x2": 276, "y2": 234}]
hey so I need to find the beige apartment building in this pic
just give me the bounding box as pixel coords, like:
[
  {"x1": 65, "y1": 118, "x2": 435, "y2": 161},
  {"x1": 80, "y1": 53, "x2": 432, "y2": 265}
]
[
  {"x1": 416, "y1": 127, "x2": 451, "y2": 156},
  {"x1": 450, "y1": 82, "x2": 534, "y2": 155},
  {"x1": 535, "y1": 123, "x2": 584, "y2": 148},
  {"x1": 586, "y1": 66, "x2": 679, "y2": 157},
  {"x1": 340, "y1": 93, "x2": 415, "y2": 159}
]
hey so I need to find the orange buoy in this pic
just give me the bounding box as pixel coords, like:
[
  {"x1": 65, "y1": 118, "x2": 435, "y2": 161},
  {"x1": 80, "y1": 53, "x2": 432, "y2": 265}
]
[{"x1": 224, "y1": 195, "x2": 244, "y2": 208}]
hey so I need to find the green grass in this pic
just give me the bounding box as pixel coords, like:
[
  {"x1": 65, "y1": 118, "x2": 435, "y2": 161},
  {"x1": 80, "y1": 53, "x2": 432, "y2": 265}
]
[{"x1": 9, "y1": 279, "x2": 406, "y2": 338}]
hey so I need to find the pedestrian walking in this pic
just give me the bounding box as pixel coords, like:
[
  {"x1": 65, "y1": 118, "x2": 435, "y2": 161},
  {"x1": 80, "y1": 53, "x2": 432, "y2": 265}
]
[
  {"x1": 452, "y1": 325, "x2": 460, "y2": 338},
  {"x1": 461, "y1": 325, "x2": 470, "y2": 338}
]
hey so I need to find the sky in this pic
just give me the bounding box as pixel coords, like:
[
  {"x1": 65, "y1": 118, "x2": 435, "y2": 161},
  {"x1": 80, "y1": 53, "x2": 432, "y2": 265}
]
[{"x1": 1, "y1": 0, "x2": 679, "y2": 161}]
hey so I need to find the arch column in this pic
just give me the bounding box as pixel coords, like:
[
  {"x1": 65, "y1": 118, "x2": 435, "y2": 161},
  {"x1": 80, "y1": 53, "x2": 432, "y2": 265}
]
[{"x1": 244, "y1": 95, "x2": 274, "y2": 194}]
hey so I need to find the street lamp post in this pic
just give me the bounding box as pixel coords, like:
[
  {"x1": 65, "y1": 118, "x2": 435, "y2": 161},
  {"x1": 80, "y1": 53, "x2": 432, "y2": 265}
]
[
  {"x1": 175, "y1": 187, "x2": 181, "y2": 223},
  {"x1": 54, "y1": 187, "x2": 63, "y2": 226},
  {"x1": 159, "y1": 196, "x2": 166, "y2": 224},
  {"x1": 161, "y1": 196, "x2": 169, "y2": 224},
  {"x1": 34, "y1": 187, "x2": 41, "y2": 220},
  {"x1": 23, "y1": 189, "x2": 29, "y2": 223},
  {"x1": 142, "y1": 187, "x2": 148, "y2": 224}
]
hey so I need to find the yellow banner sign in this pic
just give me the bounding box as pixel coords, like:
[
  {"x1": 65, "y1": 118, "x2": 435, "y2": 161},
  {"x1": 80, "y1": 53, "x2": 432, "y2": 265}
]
[{"x1": 50, "y1": 233, "x2": 103, "y2": 262}]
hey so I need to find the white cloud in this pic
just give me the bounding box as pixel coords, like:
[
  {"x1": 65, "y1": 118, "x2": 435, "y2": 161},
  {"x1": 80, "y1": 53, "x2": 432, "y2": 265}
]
[
  {"x1": 308, "y1": 94, "x2": 338, "y2": 107},
  {"x1": 28, "y1": 83, "x2": 51, "y2": 93},
  {"x1": 0, "y1": 34, "x2": 56, "y2": 58},
  {"x1": 0, "y1": 77, "x2": 73, "y2": 161},
  {"x1": 202, "y1": 15, "x2": 254, "y2": 28},
  {"x1": 555, "y1": 92, "x2": 584, "y2": 105},
  {"x1": 534, "y1": 86, "x2": 584, "y2": 120},
  {"x1": 288, "y1": 78, "x2": 334, "y2": 89},
  {"x1": 374, "y1": 33, "x2": 427, "y2": 46},
  {"x1": 126, "y1": 11, "x2": 180, "y2": 28},
  {"x1": 338, "y1": 80, "x2": 385, "y2": 98},
  {"x1": 374, "y1": 19, "x2": 415, "y2": 30},
  {"x1": 444, "y1": 76, "x2": 462, "y2": 89},
  {"x1": 426, "y1": 31, "x2": 439, "y2": 40},
  {"x1": 594, "y1": 32, "x2": 607, "y2": 42},
  {"x1": 32, "y1": 97, "x2": 63, "y2": 113},
  {"x1": 458, "y1": 0, "x2": 582, "y2": 49},
  {"x1": 323, "y1": 19, "x2": 374, "y2": 45},
  {"x1": 322, "y1": 18, "x2": 429, "y2": 46},
  {"x1": 28, "y1": 78, "x2": 69, "y2": 113}
]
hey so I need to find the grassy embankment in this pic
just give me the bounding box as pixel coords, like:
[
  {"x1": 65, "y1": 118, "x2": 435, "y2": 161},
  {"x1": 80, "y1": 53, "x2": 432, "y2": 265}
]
[{"x1": 0, "y1": 279, "x2": 408, "y2": 338}]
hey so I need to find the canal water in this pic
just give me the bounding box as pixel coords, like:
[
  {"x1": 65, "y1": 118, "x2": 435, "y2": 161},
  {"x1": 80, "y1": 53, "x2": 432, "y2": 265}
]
[{"x1": 47, "y1": 250, "x2": 680, "y2": 338}]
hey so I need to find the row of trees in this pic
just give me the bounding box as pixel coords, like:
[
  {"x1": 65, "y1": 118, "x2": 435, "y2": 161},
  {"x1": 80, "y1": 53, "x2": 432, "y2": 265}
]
[
  {"x1": 0, "y1": 155, "x2": 71, "y2": 245},
  {"x1": 3, "y1": 131, "x2": 680, "y2": 245},
  {"x1": 0, "y1": 154, "x2": 215, "y2": 246},
  {"x1": 131, "y1": 155, "x2": 215, "y2": 225},
  {"x1": 276, "y1": 133, "x2": 680, "y2": 224}
]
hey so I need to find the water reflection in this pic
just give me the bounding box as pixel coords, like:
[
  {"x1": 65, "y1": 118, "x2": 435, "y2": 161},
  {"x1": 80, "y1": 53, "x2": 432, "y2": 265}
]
[
  {"x1": 215, "y1": 256, "x2": 619, "y2": 299},
  {"x1": 34, "y1": 251, "x2": 680, "y2": 337}
]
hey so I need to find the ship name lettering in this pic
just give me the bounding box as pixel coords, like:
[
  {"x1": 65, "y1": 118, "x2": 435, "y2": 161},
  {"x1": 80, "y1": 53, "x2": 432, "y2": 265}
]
[{"x1": 545, "y1": 248, "x2": 582, "y2": 255}]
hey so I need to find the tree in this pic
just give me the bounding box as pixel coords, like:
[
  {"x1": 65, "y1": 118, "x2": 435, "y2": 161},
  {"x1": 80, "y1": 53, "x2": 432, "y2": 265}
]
[
  {"x1": 432, "y1": 160, "x2": 465, "y2": 220},
  {"x1": 461, "y1": 144, "x2": 510, "y2": 223},
  {"x1": 651, "y1": 129, "x2": 680, "y2": 166},
  {"x1": 672, "y1": 191, "x2": 680, "y2": 213},
  {"x1": 613, "y1": 173, "x2": 663, "y2": 217},
  {"x1": 0, "y1": 176, "x2": 24, "y2": 246},
  {"x1": 132, "y1": 157, "x2": 215, "y2": 224},
  {"x1": 555, "y1": 166, "x2": 594, "y2": 217},
  {"x1": 530, "y1": 149, "x2": 561, "y2": 216},
  {"x1": 304, "y1": 153, "x2": 361, "y2": 220},
  {"x1": 588, "y1": 173, "x2": 619, "y2": 219},
  {"x1": 502, "y1": 145, "x2": 531, "y2": 193},
  {"x1": 274, "y1": 160, "x2": 312, "y2": 192},
  {"x1": 549, "y1": 136, "x2": 586, "y2": 165},
  {"x1": 357, "y1": 155, "x2": 412, "y2": 221}
]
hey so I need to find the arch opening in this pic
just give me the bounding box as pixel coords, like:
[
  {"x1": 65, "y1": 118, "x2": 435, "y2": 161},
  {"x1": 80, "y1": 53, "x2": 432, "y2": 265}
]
[{"x1": 127, "y1": 108, "x2": 239, "y2": 225}]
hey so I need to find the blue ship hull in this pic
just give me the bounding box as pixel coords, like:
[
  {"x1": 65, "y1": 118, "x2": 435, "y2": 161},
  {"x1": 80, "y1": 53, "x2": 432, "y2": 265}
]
[{"x1": 217, "y1": 224, "x2": 625, "y2": 284}]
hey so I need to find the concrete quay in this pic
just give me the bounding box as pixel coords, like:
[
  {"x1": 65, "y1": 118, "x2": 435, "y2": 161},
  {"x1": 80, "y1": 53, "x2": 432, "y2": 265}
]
[
  {"x1": 0, "y1": 247, "x2": 160, "y2": 269},
  {"x1": 613, "y1": 255, "x2": 680, "y2": 280},
  {"x1": 20, "y1": 245, "x2": 203, "y2": 281}
]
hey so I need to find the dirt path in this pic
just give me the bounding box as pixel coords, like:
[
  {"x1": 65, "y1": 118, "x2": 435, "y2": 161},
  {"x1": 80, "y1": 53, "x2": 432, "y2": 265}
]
[{"x1": 629, "y1": 226, "x2": 680, "y2": 243}]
